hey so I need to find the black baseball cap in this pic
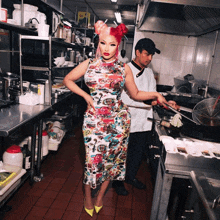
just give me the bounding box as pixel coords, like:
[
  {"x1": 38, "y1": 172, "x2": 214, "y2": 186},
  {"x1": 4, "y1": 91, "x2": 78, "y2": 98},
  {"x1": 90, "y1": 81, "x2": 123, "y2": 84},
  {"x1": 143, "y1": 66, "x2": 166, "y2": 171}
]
[{"x1": 135, "y1": 38, "x2": 160, "y2": 55}]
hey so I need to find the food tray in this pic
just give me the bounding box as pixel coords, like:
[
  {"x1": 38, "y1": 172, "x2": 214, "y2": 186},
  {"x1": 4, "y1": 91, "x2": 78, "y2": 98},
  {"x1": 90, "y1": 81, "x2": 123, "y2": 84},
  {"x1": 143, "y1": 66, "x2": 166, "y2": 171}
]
[{"x1": 0, "y1": 166, "x2": 26, "y2": 196}]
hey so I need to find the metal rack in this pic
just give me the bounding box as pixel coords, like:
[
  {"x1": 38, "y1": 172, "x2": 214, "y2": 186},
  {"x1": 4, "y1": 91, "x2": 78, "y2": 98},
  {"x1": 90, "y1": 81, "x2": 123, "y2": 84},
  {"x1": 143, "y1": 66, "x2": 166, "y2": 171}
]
[{"x1": 19, "y1": 35, "x2": 52, "y2": 104}]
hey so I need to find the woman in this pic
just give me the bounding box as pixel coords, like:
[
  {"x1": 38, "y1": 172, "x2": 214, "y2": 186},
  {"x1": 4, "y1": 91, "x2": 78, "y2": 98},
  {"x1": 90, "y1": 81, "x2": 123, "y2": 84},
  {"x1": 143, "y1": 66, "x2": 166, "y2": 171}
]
[{"x1": 63, "y1": 20, "x2": 167, "y2": 217}]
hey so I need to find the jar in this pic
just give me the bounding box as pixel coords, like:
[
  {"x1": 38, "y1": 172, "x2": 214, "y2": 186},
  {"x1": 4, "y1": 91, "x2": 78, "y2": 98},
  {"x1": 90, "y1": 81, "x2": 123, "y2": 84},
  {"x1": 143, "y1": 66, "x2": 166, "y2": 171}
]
[
  {"x1": 56, "y1": 24, "x2": 63, "y2": 39},
  {"x1": 0, "y1": 8, "x2": 8, "y2": 23},
  {"x1": 65, "y1": 26, "x2": 71, "y2": 43},
  {"x1": 63, "y1": 25, "x2": 67, "y2": 39},
  {"x1": 3, "y1": 145, "x2": 23, "y2": 168}
]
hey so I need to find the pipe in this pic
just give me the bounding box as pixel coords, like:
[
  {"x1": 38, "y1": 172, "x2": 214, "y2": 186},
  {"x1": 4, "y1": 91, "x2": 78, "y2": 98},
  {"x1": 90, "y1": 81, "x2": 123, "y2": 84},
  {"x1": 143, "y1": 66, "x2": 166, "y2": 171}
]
[
  {"x1": 204, "y1": 30, "x2": 219, "y2": 98},
  {"x1": 60, "y1": 0, "x2": 63, "y2": 12}
]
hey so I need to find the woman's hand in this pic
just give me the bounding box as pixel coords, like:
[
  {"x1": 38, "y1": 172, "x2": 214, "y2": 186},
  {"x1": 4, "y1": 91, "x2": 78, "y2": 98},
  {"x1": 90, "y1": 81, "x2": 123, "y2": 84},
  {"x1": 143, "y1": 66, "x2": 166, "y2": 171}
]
[{"x1": 84, "y1": 94, "x2": 95, "y2": 110}]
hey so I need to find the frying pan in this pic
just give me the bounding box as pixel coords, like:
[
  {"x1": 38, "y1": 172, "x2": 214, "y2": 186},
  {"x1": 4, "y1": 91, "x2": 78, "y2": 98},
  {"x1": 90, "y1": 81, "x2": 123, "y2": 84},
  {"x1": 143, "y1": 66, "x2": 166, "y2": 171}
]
[
  {"x1": 162, "y1": 97, "x2": 220, "y2": 127},
  {"x1": 171, "y1": 97, "x2": 220, "y2": 142}
]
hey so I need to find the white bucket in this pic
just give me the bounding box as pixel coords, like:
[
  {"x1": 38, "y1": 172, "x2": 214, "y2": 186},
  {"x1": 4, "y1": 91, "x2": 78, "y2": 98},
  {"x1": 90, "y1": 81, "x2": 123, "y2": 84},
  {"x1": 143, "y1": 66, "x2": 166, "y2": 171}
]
[{"x1": 38, "y1": 24, "x2": 49, "y2": 37}]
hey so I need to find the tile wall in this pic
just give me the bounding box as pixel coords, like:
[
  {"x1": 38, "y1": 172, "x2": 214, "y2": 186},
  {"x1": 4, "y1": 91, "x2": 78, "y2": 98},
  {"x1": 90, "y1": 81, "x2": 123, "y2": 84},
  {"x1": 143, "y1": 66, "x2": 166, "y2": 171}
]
[{"x1": 133, "y1": 28, "x2": 220, "y2": 90}]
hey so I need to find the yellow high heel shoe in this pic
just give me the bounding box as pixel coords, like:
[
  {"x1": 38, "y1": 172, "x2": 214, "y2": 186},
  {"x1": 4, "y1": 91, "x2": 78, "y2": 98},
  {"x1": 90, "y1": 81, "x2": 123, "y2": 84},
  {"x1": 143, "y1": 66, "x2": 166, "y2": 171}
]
[
  {"x1": 84, "y1": 206, "x2": 94, "y2": 217},
  {"x1": 84, "y1": 199, "x2": 94, "y2": 217},
  {"x1": 94, "y1": 204, "x2": 103, "y2": 213}
]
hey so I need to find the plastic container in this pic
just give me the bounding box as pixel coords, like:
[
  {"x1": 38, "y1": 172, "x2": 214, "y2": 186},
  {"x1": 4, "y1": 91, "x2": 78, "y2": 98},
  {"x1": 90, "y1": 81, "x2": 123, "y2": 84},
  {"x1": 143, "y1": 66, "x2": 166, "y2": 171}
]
[
  {"x1": 38, "y1": 24, "x2": 49, "y2": 37},
  {"x1": 12, "y1": 4, "x2": 38, "y2": 26},
  {"x1": 38, "y1": 84, "x2": 45, "y2": 104},
  {"x1": 3, "y1": 145, "x2": 23, "y2": 168},
  {"x1": 64, "y1": 26, "x2": 71, "y2": 43},
  {"x1": 36, "y1": 130, "x2": 49, "y2": 157},
  {"x1": 0, "y1": 8, "x2": 7, "y2": 23}
]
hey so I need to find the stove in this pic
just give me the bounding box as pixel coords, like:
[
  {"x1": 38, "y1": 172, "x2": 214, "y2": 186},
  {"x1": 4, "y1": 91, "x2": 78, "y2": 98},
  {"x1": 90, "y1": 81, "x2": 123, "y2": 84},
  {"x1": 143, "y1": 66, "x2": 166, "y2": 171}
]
[{"x1": 153, "y1": 108, "x2": 220, "y2": 171}]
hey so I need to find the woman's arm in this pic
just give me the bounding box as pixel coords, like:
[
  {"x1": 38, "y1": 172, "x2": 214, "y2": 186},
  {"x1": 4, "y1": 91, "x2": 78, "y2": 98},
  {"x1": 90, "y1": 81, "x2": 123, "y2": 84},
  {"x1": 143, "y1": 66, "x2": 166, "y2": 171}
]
[
  {"x1": 63, "y1": 59, "x2": 95, "y2": 109},
  {"x1": 124, "y1": 64, "x2": 167, "y2": 105}
]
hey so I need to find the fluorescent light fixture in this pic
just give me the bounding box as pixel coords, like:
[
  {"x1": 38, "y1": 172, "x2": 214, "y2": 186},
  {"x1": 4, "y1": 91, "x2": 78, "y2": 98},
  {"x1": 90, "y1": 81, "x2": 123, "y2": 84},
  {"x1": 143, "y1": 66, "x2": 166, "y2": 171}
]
[
  {"x1": 115, "y1": 12, "x2": 122, "y2": 23},
  {"x1": 111, "y1": 0, "x2": 117, "y2": 2}
]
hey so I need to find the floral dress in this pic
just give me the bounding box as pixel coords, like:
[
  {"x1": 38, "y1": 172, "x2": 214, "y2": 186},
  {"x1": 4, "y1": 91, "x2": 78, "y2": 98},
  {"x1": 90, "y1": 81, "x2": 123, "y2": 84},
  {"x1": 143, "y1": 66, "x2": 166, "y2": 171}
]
[{"x1": 83, "y1": 58, "x2": 131, "y2": 189}]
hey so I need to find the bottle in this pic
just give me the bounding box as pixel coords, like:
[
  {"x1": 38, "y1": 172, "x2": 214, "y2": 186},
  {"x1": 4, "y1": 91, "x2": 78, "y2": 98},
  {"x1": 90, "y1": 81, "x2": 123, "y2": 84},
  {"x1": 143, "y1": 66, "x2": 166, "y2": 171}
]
[
  {"x1": 71, "y1": 31, "x2": 75, "y2": 43},
  {"x1": 22, "y1": 144, "x2": 31, "y2": 170},
  {"x1": 44, "y1": 80, "x2": 50, "y2": 104},
  {"x1": 36, "y1": 130, "x2": 49, "y2": 160},
  {"x1": 38, "y1": 84, "x2": 45, "y2": 104}
]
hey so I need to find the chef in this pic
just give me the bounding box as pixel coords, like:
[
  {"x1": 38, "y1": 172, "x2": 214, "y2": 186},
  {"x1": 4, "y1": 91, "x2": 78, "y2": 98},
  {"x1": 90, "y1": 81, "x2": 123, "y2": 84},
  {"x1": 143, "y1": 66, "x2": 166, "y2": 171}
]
[{"x1": 113, "y1": 38, "x2": 178, "y2": 195}]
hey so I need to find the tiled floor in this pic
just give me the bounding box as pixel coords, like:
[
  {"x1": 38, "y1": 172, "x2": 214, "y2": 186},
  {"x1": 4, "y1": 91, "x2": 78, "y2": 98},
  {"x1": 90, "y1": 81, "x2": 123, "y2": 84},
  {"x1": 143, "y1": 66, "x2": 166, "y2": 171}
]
[{"x1": 1, "y1": 121, "x2": 154, "y2": 220}]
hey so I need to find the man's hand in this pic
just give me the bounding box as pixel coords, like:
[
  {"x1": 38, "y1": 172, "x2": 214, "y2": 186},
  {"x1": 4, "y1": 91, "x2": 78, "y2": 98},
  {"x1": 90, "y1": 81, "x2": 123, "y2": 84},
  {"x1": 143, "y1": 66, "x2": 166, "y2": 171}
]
[
  {"x1": 167, "y1": 100, "x2": 180, "y2": 110},
  {"x1": 151, "y1": 100, "x2": 158, "y2": 106}
]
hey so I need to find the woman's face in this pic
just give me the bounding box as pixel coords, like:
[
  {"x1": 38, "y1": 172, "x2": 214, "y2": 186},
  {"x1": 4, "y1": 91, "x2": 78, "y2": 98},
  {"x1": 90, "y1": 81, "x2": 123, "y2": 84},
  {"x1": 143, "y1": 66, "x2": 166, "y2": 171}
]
[{"x1": 99, "y1": 34, "x2": 118, "y2": 61}]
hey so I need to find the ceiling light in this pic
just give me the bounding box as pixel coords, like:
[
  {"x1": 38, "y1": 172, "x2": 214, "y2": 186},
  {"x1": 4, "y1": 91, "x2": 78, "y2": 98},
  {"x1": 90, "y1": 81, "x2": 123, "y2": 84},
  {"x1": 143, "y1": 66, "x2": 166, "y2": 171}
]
[
  {"x1": 115, "y1": 12, "x2": 122, "y2": 23},
  {"x1": 111, "y1": 0, "x2": 117, "y2": 2}
]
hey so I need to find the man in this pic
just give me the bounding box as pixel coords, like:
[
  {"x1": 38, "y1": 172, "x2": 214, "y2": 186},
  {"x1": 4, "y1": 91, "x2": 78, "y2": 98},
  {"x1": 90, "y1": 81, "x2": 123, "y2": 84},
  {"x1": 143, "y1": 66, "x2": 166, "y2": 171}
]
[{"x1": 113, "y1": 38, "x2": 161, "y2": 195}]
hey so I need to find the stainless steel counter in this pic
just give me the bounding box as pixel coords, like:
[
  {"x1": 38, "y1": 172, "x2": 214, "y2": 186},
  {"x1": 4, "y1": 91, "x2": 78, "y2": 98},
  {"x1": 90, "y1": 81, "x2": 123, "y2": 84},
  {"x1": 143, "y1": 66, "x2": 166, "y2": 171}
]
[
  {"x1": 150, "y1": 109, "x2": 220, "y2": 220},
  {"x1": 0, "y1": 104, "x2": 51, "y2": 137},
  {"x1": 0, "y1": 91, "x2": 73, "y2": 137}
]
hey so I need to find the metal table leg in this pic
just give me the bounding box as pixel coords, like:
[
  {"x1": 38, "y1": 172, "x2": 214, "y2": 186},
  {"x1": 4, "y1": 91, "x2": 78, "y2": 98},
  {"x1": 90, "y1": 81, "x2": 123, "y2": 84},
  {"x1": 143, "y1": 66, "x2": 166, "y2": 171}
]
[
  {"x1": 150, "y1": 158, "x2": 164, "y2": 220},
  {"x1": 157, "y1": 173, "x2": 173, "y2": 220},
  {"x1": 30, "y1": 122, "x2": 37, "y2": 185},
  {"x1": 34, "y1": 119, "x2": 43, "y2": 182},
  {"x1": 150, "y1": 158, "x2": 174, "y2": 220}
]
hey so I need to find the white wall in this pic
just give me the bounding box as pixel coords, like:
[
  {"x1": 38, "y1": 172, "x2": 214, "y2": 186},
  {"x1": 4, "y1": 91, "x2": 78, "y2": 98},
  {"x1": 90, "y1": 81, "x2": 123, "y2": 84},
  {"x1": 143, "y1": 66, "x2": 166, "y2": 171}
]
[
  {"x1": 133, "y1": 28, "x2": 197, "y2": 86},
  {"x1": 133, "y1": 28, "x2": 220, "y2": 90},
  {"x1": 193, "y1": 31, "x2": 220, "y2": 90}
]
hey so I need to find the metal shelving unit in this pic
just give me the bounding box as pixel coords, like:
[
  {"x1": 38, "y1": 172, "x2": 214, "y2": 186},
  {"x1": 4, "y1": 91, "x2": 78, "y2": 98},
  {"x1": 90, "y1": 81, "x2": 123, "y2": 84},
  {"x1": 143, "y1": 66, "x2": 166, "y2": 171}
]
[{"x1": 19, "y1": 35, "x2": 52, "y2": 104}]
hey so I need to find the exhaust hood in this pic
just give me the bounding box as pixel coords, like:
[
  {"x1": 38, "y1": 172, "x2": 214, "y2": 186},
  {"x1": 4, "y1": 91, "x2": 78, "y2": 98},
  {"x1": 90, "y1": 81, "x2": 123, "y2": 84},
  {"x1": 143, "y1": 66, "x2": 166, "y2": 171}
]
[{"x1": 137, "y1": 0, "x2": 220, "y2": 36}]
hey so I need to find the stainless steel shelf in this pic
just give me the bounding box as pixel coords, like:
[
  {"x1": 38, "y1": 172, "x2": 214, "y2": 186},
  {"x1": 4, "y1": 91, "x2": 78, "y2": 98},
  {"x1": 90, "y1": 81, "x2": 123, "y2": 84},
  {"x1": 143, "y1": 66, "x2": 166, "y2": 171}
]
[
  {"x1": 22, "y1": 66, "x2": 50, "y2": 71},
  {"x1": 20, "y1": 36, "x2": 50, "y2": 40},
  {"x1": 0, "y1": 22, "x2": 37, "y2": 35}
]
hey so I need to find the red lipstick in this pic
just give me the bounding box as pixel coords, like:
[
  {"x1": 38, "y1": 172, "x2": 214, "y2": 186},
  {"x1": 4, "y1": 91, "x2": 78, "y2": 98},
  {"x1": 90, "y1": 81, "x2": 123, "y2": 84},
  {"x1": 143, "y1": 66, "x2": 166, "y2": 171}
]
[{"x1": 104, "y1": 53, "x2": 110, "y2": 56}]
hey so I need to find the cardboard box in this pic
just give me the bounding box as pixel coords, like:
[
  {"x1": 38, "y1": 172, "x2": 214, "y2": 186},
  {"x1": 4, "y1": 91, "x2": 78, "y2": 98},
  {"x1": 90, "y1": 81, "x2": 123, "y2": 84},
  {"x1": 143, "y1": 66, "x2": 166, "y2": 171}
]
[{"x1": 78, "y1": 11, "x2": 90, "y2": 27}]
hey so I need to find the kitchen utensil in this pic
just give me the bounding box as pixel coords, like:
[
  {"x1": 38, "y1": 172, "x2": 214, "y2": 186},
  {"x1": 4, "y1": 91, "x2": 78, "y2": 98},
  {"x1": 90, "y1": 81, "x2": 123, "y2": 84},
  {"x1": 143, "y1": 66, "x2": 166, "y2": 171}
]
[
  {"x1": 127, "y1": 104, "x2": 151, "y2": 109},
  {"x1": 164, "y1": 103, "x2": 199, "y2": 125},
  {"x1": 192, "y1": 98, "x2": 220, "y2": 126},
  {"x1": 179, "y1": 106, "x2": 193, "y2": 113},
  {"x1": 213, "y1": 95, "x2": 220, "y2": 111}
]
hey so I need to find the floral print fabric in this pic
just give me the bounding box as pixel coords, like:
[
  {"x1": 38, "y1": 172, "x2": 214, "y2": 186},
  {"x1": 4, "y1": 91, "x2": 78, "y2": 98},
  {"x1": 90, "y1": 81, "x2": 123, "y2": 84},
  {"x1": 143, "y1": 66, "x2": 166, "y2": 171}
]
[{"x1": 83, "y1": 58, "x2": 131, "y2": 189}]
